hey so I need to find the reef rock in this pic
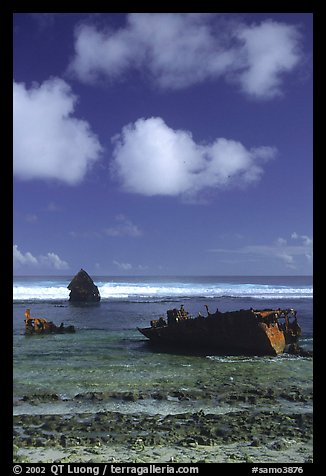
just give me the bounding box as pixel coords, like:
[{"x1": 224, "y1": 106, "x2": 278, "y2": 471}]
[{"x1": 67, "y1": 269, "x2": 101, "y2": 303}]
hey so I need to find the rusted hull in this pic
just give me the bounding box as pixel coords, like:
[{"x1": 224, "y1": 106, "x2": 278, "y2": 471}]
[
  {"x1": 138, "y1": 308, "x2": 297, "y2": 356},
  {"x1": 139, "y1": 324, "x2": 284, "y2": 355},
  {"x1": 259, "y1": 322, "x2": 286, "y2": 355}
]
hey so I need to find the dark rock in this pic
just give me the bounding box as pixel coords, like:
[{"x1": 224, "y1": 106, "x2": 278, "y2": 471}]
[
  {"x1": 152, "y1": 391, "x2": 166, "y2": 400},
  {"x1": 251, "y1": 437, "x2": 261, "y2": 447},
  {"x1": 248, "y1": 395, "x2": 257, "y2": 404},
  {"x1": 67, "y1": 269, "x2": 100, "y2": 303},
  {"x1": 269, "y1": 440, "x2": 283, "y2": 451},
  {"x1": 41, "y1": 421, "x2": 56, "y2": 431},
  {"x1": 286, "y1": 343, "x2": 313, "y2": 357},
  {"x1": 215, "y1": 424, "x2": 232, "y2": 439},
  {"x1": 181, "y1": 437, "x2": 198, "y2": 447}
]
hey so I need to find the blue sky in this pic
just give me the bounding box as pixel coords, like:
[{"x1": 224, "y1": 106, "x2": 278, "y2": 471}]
[{"x1": 13, "y1": 13, "x2": 313, "y2": 276}]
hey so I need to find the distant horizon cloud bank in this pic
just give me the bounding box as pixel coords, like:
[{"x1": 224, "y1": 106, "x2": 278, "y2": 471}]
[
  {"x1": 69, "y1": 13, "x2": 302, "y2": 99},
  {"x1": 111, "y1": 117, "x2": 276, "y2": 197},
  {"x1": 13, "y1": 244, "x2": 69, "y2": 271},
  {"x1": 208, "y1": 233, "x2": 313, "y2": 271}
]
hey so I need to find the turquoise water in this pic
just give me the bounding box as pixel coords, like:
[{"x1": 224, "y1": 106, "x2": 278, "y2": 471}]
[{"x1": 13, "y1": 275, "x2": 313, "y2": 417}]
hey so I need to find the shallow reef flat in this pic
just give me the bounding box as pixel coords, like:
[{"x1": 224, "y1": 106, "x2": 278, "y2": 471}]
[
  {"x1": 14, "y1": 380, "x2": 313, "y2": 464},
  {"x1": 14, "y1": 408, "x2": 313, "y2": 463}
]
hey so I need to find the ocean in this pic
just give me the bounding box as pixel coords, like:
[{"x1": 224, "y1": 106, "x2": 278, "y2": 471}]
[{"x1": 13, "y1": 275, "x2": 313, "y2": 463}]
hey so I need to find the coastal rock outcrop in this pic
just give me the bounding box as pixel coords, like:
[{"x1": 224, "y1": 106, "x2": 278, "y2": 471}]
[{"x1": 67, "y1": 269, "x2": 101, "y2": 303}]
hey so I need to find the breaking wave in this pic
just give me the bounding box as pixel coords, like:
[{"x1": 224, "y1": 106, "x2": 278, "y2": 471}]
[{"x1": 13, "y1": 279, "x2": 313, "y2": 302}]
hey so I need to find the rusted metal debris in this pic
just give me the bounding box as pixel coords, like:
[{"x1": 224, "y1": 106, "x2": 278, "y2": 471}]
[
  {"x1": 24, "y1": 309, "x2": 75, "y2": 336},
  {"x1": 138, "y1": 305, "x2": 303, "y2": 356}
]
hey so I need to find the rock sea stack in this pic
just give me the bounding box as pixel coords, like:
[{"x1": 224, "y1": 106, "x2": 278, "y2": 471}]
[{"x1": 67, "y1": 269, "x2": 101, "y2": 303}]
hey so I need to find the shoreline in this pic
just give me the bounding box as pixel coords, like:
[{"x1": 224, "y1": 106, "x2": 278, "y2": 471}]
[
  {"x1": 14, "y1": 399, "x2": 313, "y2": 463},
  {"x1": 15, "y1": 440, "x2": 313, "y2": 464}
]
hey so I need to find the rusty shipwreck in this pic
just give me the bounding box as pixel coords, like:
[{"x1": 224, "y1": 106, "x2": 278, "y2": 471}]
[
  {"x1": 24, "y1": 309, "x2": 75, "y2": 336},
  {"x1": 138, "y1": 305, "x2": 301, "y2": 356}
]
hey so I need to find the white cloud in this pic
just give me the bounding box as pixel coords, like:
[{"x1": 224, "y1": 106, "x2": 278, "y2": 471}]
[
  {"x1": 276, "y1": 237, "x2": 287, "y2": 246},
  {"x1": 13, "y1": 78, "x2": 103, "y2": 184},
  {"x1": 13, "y1": 245, "x2": 69, "y2": 271},
  {"x1": 13, "y1": 245, "x2": 38, "y2": 267},
  {"x1": 277, "y1": 252, "x2": 295, "y2": 268},
  {"x1": 235, "y1": 20, "x2": 301, "y2": 98},
  {"x1": 112, "y1": 260, "x2": 148, "y2": 272},
  {"x1": 105, "y1": 215, "x2": 142, "y2": 237},
  {"x1": 68, "y1": 215, "x2": 142, "y2": 239},
  {"x1": 113, "y1": 260, "x2": 133, "y2": 271},
  {"x1": 111, "y1": 117, "x2": 276, "y2": 197},
  {"x1": 291, "y1": 232, "x2": 312, "y2": 247},
  {"x1": 208, "y1": 233, "x2": 313, "y2": 270},
  {"x1": 39, "y1": 252, "x2": 69, "y2": 270},
  {"x1": 69, "y1": 13, "x2": 302, "y2": 99}
]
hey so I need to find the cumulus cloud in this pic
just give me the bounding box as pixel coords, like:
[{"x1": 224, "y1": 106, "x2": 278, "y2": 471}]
[
  {"x1": 234, "y1": 20, "x2": 302, "y2": 98},
  {"x1": 13, "y1": 245, "x2": 69, "y2": 270},
  {"x1": 13, "y1": 245, "x2": 38, "y2": 267},
  {"x1": 111, "y1": 117, "x2": 276, "y2": 197},
  {"x1": 13, "y1": 77, "x2": 103, "y2": 184},
  {"x1": 40, "y1": 252, "x2": 69, "y2": 270},
  {"x1": 68, "y1": 13, "x2": 302, "y2": 98}
]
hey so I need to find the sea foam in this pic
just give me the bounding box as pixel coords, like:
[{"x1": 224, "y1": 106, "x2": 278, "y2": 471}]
[{"x1": 13, "y1": 279, "x2": 313, "y2": 302}]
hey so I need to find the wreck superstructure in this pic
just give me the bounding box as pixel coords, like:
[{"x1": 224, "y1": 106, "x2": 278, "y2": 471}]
[{"x1": 138, "y1": 305, "x2": 301, "y2": 356}]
